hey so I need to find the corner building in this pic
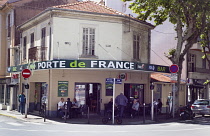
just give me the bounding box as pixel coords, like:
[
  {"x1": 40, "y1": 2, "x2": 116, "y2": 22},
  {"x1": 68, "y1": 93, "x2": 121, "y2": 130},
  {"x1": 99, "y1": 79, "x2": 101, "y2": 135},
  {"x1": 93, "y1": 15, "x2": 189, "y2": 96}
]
[{"x1": 8, "y1": 1, "x2": 170, "y2": 117}]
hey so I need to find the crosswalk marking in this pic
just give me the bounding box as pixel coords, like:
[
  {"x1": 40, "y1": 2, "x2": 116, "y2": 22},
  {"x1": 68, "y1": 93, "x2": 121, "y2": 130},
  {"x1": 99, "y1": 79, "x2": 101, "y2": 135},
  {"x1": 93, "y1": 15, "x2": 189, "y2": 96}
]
[{"x1": 24, "y1": 122, "x2": 45, "y2": 125}]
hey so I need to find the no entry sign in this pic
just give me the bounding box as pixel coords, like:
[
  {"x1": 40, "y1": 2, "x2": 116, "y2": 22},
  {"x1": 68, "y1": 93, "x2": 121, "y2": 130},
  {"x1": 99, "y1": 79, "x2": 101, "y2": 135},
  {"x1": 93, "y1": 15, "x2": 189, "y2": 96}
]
[
  {"x1": 169, "y1": 64, "x2": 179, "y2": 73},
  {"x1": 22, "y1": 69, "x2": 31, "y2": 78}
]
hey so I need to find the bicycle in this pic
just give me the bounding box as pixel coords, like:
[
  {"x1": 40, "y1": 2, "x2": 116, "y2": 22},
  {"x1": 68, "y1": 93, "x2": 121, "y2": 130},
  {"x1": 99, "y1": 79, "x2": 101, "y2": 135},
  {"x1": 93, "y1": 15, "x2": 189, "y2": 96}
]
[{"x1": 102, "y1": 107, "x2": 122, "y2": 124}]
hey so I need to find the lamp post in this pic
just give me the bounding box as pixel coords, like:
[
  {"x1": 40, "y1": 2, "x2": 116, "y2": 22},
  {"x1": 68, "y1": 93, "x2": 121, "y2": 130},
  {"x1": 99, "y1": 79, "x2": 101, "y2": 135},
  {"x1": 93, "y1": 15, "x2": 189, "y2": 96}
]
[{"x1": 150, "y1": 82, "x2": 154, "y2": 121}]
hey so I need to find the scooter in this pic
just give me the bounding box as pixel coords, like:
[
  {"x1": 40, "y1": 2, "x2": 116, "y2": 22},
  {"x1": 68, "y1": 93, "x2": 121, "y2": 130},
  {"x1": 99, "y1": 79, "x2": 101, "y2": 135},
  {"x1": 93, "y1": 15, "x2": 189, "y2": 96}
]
[{"x1": 179, "y1": 105, "x2": 193, "y2": 120}]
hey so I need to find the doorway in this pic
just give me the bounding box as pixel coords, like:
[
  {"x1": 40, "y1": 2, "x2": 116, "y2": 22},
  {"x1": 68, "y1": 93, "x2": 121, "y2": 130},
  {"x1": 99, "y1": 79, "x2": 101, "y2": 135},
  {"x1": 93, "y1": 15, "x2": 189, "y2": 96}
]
[
  {"x1": 124, "y1": 84, "x2": 144, "y2": 104},
  {"x1": 75, "y1": 83, "x2": 101, "y2": 114}
]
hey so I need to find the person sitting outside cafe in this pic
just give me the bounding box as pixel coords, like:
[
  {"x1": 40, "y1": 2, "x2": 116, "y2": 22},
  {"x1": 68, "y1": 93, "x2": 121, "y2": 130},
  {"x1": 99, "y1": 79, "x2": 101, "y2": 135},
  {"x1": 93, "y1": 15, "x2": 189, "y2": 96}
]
[
  {"x1": 58, "y1": 98, "x2": 65, "y2": 118},
  {"x1": 71, "y1": 98, "x2": 80, "y2": 117},
  {"x1": 131, "y1": 99, "x2": 140, "y2": 118}
]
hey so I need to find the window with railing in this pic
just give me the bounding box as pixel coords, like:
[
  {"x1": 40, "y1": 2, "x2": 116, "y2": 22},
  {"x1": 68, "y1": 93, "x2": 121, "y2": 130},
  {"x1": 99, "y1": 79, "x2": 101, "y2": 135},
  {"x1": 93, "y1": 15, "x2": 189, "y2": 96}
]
[
  {"x1": 30, "y1": 33, "x2": 34, "y2": 48},
  {"x1": 188, "y1": 53, "x2": 196, "y2": 72},
  {"x1": 7, "y1": 14, "x2": 11, "y2": 37},
  {"x1": 23, "y1": 36, "x2": 27, "y2": 60},
  {"x1": 82, "y1": 27, "x2": 95, "y2": 56},
  {"x1": 133, "y1": 33, "x2": 140, "y2": 60},
  {"x1": 41, "y1": 27, "x2": 46, "y2": 47},
  {"x1": 202, "y1": 58, "x2": 206, "y2": 69}
]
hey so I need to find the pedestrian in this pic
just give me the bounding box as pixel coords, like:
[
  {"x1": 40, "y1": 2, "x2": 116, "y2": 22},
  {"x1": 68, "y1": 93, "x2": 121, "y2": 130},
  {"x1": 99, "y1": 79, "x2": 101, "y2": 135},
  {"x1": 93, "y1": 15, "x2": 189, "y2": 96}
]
[
  {"x1": 115, "y1": 92, "x2": 128, "y2": 118},
  {"x1": 18, "y1": 92, "x2": 26, "y2": 115},
  {"x1": 157, "y1": 99, "x2": 162, "y2": 114},
  {"x1": 167, "y1": 92, "x2": 172, "y2": 115}
]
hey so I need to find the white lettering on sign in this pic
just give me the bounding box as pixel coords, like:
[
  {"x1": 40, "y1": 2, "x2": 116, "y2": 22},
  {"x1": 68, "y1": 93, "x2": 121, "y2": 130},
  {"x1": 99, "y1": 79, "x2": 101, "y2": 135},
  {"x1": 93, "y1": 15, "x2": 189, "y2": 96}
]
[
  {"x1": 107, "y1": 61, "x2": 115, "y2": 68},
  {"x1": 124, "y1": 62, "x2": 129, "y2": 69},
  {"x1": 47, "y1": 62, "x2": 52, "y2": 68},
  {"x1": 53, "y1": 61, "x2": 59, "y2": 68},
  {"x1": 99, "y1": 61, "x2": 106, "y2": 68},
  {"x1": 91, "y1": 61, "x2": 97, "y2": 67},
  {"x1": 116, "y1": 62, "x2": 123, "y2": 69},
  {"x1": 60, "y1": 61, "x2": 66, "y2": 68},
  {"x1": 130, "y1": 62, "x2": 134, "y2": 69}
]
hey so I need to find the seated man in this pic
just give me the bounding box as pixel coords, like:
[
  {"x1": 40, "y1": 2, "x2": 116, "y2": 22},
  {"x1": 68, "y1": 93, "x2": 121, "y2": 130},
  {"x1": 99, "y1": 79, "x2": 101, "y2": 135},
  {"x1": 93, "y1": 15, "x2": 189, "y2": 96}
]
[
  {"x1": 131, "y1": 99, "x2": 140, "y2": 118},
  {"x1": 58, "y1": 98, "x2": 65, "y2": 118}
]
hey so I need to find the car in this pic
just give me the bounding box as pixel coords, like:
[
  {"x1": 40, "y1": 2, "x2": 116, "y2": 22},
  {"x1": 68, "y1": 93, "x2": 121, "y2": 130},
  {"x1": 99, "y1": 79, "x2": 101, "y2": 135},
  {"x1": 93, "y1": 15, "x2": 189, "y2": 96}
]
[{"x1": 191, "y1": 99, "x2": 210, "y2": 117}]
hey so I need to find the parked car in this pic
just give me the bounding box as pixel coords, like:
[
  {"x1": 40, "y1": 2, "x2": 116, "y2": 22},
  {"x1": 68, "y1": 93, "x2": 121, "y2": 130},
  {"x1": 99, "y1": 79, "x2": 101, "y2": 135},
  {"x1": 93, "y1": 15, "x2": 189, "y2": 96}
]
[{"x1": 191, "y1": 99, "x2": 210, "y2": 117}]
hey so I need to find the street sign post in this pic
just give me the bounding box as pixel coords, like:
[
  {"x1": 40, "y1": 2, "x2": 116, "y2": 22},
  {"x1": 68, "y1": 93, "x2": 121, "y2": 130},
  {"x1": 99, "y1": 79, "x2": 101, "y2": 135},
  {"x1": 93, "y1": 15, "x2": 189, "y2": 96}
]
[
  {"x1": 169, "y1": 64, "x2": 179, "y2": 119},
  {"x1": 106, "y1": 78, "x2": 122, "y2": 124},
  {"x1": 21, "y1": 69, "x2": 31, "y2": 118}
]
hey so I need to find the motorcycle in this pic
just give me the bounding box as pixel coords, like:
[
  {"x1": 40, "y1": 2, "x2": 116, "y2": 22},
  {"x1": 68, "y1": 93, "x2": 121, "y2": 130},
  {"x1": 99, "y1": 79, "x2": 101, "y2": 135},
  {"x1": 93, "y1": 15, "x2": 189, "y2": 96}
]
[{"x1": 179, "y1": 104, "x2": 193, "y2": 120}]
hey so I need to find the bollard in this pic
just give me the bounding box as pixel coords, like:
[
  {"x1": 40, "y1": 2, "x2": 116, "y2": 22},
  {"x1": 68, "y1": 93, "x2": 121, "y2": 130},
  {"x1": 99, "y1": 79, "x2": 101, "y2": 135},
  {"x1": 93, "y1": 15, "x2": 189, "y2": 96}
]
[
  {"x1": 87, "y1": 106, "x2": 90, "y2": 124},
  {"x1": 143, "y1": 103, "x2": 145, "y2": 124}
]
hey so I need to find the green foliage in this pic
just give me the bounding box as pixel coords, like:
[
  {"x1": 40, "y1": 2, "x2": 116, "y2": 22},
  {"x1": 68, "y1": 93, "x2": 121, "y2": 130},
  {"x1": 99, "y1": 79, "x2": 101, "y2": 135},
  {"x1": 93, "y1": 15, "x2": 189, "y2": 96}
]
[
  {"x1": 204, "y1": 80, "x2": 210, "y2": 85},
  {"x1": 123, "y1": 0, "x2": 210, "y2": 27}
]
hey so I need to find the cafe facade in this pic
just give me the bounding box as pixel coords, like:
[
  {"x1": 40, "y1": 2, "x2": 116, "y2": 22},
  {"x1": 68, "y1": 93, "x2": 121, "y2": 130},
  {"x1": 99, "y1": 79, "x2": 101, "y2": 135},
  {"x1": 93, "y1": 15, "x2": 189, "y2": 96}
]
[{"x1": 6, "y1": 1, "x2": 170, "y2": 117}]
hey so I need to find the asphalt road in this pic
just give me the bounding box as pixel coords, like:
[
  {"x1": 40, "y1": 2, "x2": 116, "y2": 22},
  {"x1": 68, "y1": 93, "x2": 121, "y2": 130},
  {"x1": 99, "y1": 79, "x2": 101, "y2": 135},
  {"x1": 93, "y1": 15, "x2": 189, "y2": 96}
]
[{"x1": 1, "y1": 115, "x2": 210, "y2": 136}]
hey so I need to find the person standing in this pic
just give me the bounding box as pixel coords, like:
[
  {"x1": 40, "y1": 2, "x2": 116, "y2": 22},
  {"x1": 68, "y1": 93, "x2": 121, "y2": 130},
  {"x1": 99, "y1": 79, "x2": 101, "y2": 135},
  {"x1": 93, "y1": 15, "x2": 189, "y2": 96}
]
[
  {"x1": 157, "y1": 99, "x2": 163, "y2": 114},
  {"x1": 18, "y1": 92, "x2": 26, "y2": 115},
  {"x1": 167, "y1": 92, "x2": 173, "y2": 115},
  {"x1": 115, "y1": 92, "x2": 128, "y2": 118}
]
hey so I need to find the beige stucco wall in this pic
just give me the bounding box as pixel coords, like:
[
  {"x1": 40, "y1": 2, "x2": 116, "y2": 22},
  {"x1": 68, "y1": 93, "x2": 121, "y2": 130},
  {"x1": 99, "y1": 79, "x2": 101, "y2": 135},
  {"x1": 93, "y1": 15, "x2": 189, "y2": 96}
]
[{"x1": 24, "y1": 69, "x2": 150, "y2": 112}]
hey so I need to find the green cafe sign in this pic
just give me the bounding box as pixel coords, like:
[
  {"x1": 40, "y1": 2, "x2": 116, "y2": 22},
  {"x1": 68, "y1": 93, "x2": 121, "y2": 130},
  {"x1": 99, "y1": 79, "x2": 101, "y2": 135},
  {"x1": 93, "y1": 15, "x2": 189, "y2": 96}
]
[{"x1": 7, "y1": 60, "x2": 170, "y2": 73}]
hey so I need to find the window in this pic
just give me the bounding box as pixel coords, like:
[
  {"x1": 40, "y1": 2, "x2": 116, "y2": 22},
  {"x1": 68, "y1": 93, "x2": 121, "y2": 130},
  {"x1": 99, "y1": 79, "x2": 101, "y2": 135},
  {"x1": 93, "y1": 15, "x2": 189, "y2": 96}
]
[
  {"x1": 30, "y1": 33, "x2": 34, "y2": 48},
  {"x1": 133, "y1": 33, "x2": 140, "y2": 60},
  {"x1": 188, "y1": 53, "x2": 196, "y2": 72},
  {"x1": 7, "y1": 14, "x2": 11, "y2": 37},
  {"x1": 23, "y1": 36, "x2": 27, "y2": 60},
  {"x1": 41, "y1": 27, "x2": 46, "y2": 47},
  {"x1": 202, "y1": 58, "x2": 206, "y2": 69},
  {"x1": 82, "y1": 27, "x2": 95, "y2": 55}
]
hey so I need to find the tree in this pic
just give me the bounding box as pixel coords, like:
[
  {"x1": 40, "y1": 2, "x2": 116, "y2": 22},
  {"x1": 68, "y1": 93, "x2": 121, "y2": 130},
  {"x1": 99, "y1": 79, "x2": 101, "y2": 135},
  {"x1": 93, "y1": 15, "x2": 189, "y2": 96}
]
[{"x1": 123, "y1": 0, "x2": 210, "y2": 93}]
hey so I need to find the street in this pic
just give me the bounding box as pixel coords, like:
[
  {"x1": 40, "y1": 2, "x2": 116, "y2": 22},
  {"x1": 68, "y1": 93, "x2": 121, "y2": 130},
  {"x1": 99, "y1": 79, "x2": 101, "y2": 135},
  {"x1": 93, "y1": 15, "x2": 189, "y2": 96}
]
[{"x1": 1, "y1": 115, "x2": 210, "y2": 136}]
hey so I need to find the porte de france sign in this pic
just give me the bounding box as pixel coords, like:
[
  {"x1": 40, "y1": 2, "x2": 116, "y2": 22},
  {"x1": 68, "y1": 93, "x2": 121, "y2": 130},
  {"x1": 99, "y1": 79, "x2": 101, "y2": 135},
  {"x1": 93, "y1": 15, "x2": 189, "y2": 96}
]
[{"x1": 7, "y1": 60, "x2": 170, "y2": 73}]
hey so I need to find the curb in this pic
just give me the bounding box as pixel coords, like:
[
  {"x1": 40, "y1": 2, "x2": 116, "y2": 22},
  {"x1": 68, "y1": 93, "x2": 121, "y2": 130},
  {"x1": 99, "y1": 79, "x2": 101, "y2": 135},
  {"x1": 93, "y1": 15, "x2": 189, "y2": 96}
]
[{"x1": 0, "y1": 113, "x2": 17, "y2": 119}]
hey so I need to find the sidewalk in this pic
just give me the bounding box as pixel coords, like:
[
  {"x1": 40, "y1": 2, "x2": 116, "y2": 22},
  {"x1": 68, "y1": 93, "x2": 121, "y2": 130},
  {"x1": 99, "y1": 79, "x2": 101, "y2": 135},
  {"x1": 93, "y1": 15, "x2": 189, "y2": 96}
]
[{"x1": 0, "y1": 109, "x2": 179, "y2": 125}]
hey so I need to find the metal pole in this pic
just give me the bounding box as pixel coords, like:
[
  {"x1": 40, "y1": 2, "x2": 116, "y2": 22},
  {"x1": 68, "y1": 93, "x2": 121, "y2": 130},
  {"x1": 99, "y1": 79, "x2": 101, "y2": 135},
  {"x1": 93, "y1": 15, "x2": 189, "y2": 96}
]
[
  {"x1": 25, "y1": 79, "x2": 28, "y2": 118},
  {"x1": 87, "y1": 106, "x2": 90, "y2": 124},
  {"x1": 112, "y1": 78, "x2": 115, "y2": 125},
  {"x1": 143, "y1": 103, "x2": 145, "y2": 124},
  {"x1": 44, "y1": 103, "x2": 46, "y2": 122},
  {"x1": 151, "y1": 83, "x2": 154, "y2": 121}
]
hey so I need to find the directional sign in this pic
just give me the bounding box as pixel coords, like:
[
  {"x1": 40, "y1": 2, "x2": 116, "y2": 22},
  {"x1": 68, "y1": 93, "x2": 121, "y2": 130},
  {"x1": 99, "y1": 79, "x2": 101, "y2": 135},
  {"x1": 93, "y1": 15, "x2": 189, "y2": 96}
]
[
  {"x1": 105, "y1": 78, "x2": 122, "y2": 84},
  {"x1": 170, "y1": 64, "x2": 179, "y2": 73},
  {"x1": 22, "y1": 69, "x2": 31, "y2": 78},
  {"x1": 115, "y1": 79, "x2": 122, "y2": 84}
]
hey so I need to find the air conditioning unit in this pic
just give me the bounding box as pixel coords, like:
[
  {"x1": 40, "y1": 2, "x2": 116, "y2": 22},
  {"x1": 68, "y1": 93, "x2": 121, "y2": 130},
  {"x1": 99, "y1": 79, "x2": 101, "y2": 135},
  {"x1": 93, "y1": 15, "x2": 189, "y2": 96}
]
[{"x1": 119, "y1": 73, "x2": 127, "y2": 81}]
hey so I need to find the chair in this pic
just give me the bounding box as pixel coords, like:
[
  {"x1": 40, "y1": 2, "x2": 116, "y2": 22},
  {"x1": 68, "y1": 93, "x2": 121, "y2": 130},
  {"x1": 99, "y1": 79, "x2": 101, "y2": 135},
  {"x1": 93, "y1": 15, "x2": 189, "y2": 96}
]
[{"x1": 90, "y1": 100, "x2": 97, "y2": 112}]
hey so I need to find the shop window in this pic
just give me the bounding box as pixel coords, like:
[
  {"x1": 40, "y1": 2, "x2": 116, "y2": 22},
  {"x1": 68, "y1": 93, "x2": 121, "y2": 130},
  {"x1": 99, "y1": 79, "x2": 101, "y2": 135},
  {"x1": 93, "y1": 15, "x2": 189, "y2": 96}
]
[
  {"x1": 6, "y1": 87, "x2": 10, "y2": 105},
  {"x1": 0, "y1": 85, "x2": 4, "y2": 103},
  {"x1": 82, "y1": 27, "x2": 95, "y2": 56},
  {"x1": 133, "y1": 33, "x2": 140, "y2": 60}
]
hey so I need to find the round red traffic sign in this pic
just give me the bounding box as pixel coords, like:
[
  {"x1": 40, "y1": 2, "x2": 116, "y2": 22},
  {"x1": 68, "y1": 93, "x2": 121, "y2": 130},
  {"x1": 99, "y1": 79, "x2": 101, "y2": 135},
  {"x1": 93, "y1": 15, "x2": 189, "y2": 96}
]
[
  {"x1": 170, "y1": 64, "x2": 179, "y2": 73},
  {"x1": 22, "y1": 69, "x2": 31, "y2": 78}
]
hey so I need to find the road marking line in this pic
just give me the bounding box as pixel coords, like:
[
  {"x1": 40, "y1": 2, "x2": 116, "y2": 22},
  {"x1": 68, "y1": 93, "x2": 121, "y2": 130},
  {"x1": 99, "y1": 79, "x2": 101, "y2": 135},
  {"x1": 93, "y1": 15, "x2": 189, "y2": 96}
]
[{"x1": 6, "y1": 122, "x2": 24, "y2": 126}]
